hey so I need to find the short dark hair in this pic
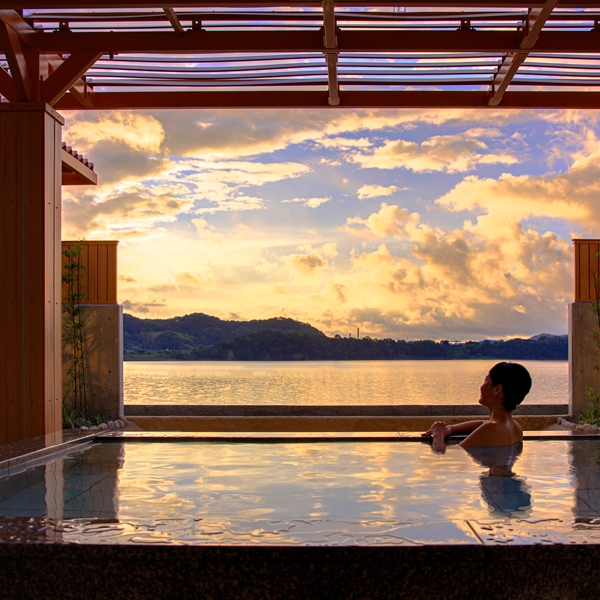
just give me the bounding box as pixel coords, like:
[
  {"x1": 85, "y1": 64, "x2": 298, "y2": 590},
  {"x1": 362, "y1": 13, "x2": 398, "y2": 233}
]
[{"x1": 489, "y1": 362, "x2": 532, "y2": 412}]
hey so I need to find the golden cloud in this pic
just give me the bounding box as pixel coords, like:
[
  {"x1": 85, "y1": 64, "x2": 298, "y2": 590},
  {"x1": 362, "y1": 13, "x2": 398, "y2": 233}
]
[
  {"x1": 351, "y1": 129, "x2": 519, "y2": 173},
  {"x1": 357, "y1": 184, "x2": 398, "y2": 199}
]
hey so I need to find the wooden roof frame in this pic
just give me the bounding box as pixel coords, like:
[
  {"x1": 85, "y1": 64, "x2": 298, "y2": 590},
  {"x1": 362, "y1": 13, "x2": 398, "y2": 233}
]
[{"x1": 2, "y1": 2, "x2": 600, "y2": 109}]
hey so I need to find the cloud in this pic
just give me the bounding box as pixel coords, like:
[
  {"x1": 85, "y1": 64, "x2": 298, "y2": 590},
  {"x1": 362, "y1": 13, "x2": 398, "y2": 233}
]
[
  {"x1": 282, "y1": 196, "x2": 332, "y2": 208},
  {"x1": 351, "y1": 128, "x2": 519, "y2": 173},
  {"x1": 62, "y1": 182, "x2": 194, "y2": 238},
  {"x1": 64, "y1": 112, "x2": 165, "y2": 153},
  {"x1": 285, "y1": 253, "x2": 328, "y2": 273},
  {"x1": 78, "y1": 140, "x2": 173, "y2": 186},
  {"x1": 357, "y1": 184, "x2": 398, "y2": 199},
  {"x1": 122, "y1": 299, "x2": 166, "y2": 314},
  {"x1": 79, "y1": 107, "x2": 540, "y2": 162},
  {"x1": 174, "y1": 272, "x2": 198, "y2": 284},
  {"x1": 119, "y1": 275, "x2": 136, "y2": 282},
  {"x1": 317, "y1": 137, "x2": 372, "y2": 149},
  {"x1": 321, "y1": 242, "x2": 338, "y2": 257},
  {"x1": 60, "y1": 108, "x2": 590, "y2": 339},
  {"x1": 346, "y1": 203, "x2": 420, "y2": 238},
  {"x1": 192, "y1": 218, "x2": 225, "y2": 243},
  {"x1": 435, "y1": 126, "x2": 600, "y2": 232}
]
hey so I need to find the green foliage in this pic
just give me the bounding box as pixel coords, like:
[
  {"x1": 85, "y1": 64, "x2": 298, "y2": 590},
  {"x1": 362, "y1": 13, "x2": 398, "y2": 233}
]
[
  {"x1": 123, "y1": 312, "x2": 324, "y2": 351},
  {"x1": 62, "y1": 241, "x2": 89, "y2": 425},
  {"x1": 580, "y1": 388, "x2": 600, "y2": 426},
  {"x1": 153, "y1": 330, "x2": 196, "y2": 351},
  {"x1": 62, "y1": 404, "x2": 104, "y2": 429},
  {"x1": 579, "y1": 251, "x2": 600, "y2": 425},
  {"x1": 176, "y1": 330, "x2": 566, "y2": 362}
]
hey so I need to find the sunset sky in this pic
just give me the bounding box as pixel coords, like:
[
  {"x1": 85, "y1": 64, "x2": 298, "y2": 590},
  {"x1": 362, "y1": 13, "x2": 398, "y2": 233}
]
[{"x1": 60, "y1": 108, "x2": 600, "y2": 340}]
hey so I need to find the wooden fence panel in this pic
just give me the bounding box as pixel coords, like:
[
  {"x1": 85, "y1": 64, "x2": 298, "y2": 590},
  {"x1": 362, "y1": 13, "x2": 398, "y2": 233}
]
[
  {"x1": 62, "y1": 241, "x2": 118, "y2": 304},
  {"x1": 574, "y1": 239, "x2": 600, "y2": 302}
]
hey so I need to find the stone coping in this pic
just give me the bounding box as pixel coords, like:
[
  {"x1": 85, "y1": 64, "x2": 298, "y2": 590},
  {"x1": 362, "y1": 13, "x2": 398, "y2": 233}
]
[
  {"x1": 96, "y1": 429, "x2": 600, "y2": 442},
  {"x1": 0, "y1": 431, "x2": 96, "y2": 475},
  {"x1": 125, "y1": 403, "x2": 568, "y2": 417},
  {"x1": 125, "y1": 414, "x2": 565, "y2": 432}
]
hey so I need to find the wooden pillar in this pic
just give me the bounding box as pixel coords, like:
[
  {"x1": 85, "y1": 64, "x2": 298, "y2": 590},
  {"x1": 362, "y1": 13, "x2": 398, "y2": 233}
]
[
  {"x1": 569, "y1": 239, "x2": 600, "y2": 419},
  {"x1": 0, "y1": 103, "x2": 63, "y2": 444}
]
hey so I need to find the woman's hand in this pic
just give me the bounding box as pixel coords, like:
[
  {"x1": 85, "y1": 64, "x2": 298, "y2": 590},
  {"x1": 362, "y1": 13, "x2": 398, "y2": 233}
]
[{"x1": 422, "y1": 421, "x2": 450, "y2": 437}]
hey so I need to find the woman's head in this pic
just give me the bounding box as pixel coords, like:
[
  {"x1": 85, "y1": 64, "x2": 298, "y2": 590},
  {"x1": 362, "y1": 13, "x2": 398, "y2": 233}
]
[{"x1": 489, "y1": 362, "x2": 532, "y2": 412}]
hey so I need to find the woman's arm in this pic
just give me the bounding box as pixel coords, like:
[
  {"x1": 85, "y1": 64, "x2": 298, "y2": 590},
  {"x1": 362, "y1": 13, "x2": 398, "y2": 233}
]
[{"x1": 422, "y1": 420, "x2": 485, "y2": 437}]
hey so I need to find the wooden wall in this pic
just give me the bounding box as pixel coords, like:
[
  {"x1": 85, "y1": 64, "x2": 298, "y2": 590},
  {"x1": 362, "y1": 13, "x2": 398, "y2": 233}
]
[
  {"x1": 61, "y1": 241, "x2": 118, "y2": 304},
  {"x1": 0, "y1": 104, "x2": 64, "y2": 445},
  {"x1": 574, "y1": 239, "x2": 600, "y2": 303}
]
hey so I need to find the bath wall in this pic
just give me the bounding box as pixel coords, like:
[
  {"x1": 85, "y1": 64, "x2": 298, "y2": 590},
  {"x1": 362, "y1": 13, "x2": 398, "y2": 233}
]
[
  {"x1": 62, "y1": 304, "x2": 124, "y2": 421},
  {"x1": 569, "y1": 302, "x2": 600, "y2": 419}
]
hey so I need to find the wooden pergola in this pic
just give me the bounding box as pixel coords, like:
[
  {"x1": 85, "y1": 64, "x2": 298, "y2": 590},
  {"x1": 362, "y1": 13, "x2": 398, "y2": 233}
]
[
  {"x1": 1, "y1": 1, "x2": 600, "y2": 444},
  {"x1": 3, "y1": 1, "x2": 600, "y2": 110}
]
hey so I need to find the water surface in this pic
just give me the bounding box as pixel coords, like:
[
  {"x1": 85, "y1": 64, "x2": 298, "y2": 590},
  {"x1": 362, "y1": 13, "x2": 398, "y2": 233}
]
[
  {"x1": 0, "y1": 439, "x2": 597, "y2": 545},
  {"x1": 124, "y1": 360, "x2": 567, "y2": 405}
]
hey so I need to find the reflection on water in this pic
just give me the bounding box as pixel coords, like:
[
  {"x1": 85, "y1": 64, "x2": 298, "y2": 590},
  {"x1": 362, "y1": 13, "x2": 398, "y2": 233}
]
[
  {"x1": 569, "y1": 440, "x2": 600, "y2": 522},
  {"x1": 0, "y1": 440, "x2": 598, "y2": 545},
  {"x1": 464, "y1": 445, "x2": 532, "y2": 517},
  {"x1": 124, "y1": 360, "x2": 567, "y2": 406},
  {"x1": 0, "y1": 443, "x2": 123, "y2": 520}
]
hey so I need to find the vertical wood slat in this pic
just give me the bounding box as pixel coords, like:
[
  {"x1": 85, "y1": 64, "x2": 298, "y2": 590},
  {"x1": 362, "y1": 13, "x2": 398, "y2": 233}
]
[
  {"x1": 88, "y1": 243, "x2": 98, "y2": 302},
  {"x1": 24, "y1": 110, "x2": 46, "y2": 440},
  {"x1": 0, "y1": 109, "x2": 24, "y2": 444},
  {"x1": 51, "y1": 117, "x2": 63, "y2": 439},
  {"x1": 61, "y1": 241, "x2": 118, "y2": 304},
  {"x1": 97, "y1": 243, "x2": 108, "y2": 302},
  {"x1": 107, "y1": 243, "x2": 117, "y2": 303},
  {"x1": 574, "y1": 239, "x2": 600, "y2": 302}
]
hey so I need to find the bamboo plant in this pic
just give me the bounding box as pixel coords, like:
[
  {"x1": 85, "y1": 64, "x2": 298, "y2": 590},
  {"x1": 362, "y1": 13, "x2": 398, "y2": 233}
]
[{"x1": 62, "y1": 241, "x2": 89, "y2": 426}]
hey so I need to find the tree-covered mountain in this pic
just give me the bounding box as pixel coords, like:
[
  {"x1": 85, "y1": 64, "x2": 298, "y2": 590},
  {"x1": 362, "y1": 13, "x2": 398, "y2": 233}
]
[
  {"x1": 122, "y1": 311, "x2": 567, "y2": 360},
  {"x1": 123, "y1": 312, "x2": 325, "y2": 351},
  {"x1": 186, "y1": 331, "x2": 568, "y2": 361}
]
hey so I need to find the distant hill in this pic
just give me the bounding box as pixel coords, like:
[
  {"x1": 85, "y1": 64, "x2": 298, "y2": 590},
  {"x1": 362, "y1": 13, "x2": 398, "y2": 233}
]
[
  {"x1": 186, "y1": 331, "x2": 568, "y2": 361},
  {"x1": 122, "y1": 310, "x2": 568, "y2": 360},
  {"x1": 123, "y1": 312, "x2": 325, "y2": 351}
]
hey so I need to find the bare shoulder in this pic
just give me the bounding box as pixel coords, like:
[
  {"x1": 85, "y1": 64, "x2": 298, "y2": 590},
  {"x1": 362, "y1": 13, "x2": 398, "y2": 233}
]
[{"x1": 460, "y1": 421, "x2": 521, "y2": 447}]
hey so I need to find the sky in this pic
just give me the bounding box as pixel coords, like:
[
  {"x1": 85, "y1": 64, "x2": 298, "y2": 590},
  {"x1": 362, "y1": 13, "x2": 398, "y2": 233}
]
[{"x1": 60, "y1": 108, "x2": 600, "y2": 340}]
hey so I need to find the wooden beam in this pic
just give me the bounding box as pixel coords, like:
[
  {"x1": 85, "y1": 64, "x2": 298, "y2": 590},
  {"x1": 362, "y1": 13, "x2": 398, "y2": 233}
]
[
  {"x1": 0, "y1": 18, "x2": 31, "y2": 100},
  {"x1": 52, "y1": 89, "x2": 600, "y2": 110},
  {"x1": 47, "y1": 54, "x2": 95, "y2": 106},
  {"x1": 5, "y1": 1, "x2": 600, "y2": 9},
  {"x1": 163, "y1": 7, "x2": 184, "y2": 36},
  {"x1": 3, "y1": 29, "x2": 600, "y2": 56},
  {"x1": 0, "y1": 66, "x2": 18, "y2": 101},
  {"x1": 0, "y1": 9, "x2": 37, "y2": 47},
  {"x1": 67, "y1": 82, "x2": 95, "y2": 107},
  {"x1": 322, "y1": 0, "x2": 339, "y2": 106},
  {"x1": 42, "y1": 50, "x2": 101, "y2": 105},
  {"x1": 325, "y1": 52, "x2": 339, "y2": 106},
  {"x1": 61, "y1": 148, "x2": 98, "y2": 185},
  {"x1": 488, "y1": 0, "x2": 558, "y2": 106}
]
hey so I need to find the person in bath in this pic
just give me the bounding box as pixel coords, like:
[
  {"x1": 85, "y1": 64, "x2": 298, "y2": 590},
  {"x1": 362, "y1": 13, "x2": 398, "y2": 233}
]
[{"x1": 422, "y1": 361, "x2": 532, "y2": 451}]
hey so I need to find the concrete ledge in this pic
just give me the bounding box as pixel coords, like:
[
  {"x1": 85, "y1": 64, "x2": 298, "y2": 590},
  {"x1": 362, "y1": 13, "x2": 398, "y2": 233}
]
[
  {"x1": 125, "y1": 404, "x2": 568, "y2": 417},
  {"x1": 1, "y1": 544, "x2": 599, "y2": 600},
  {"x1": 126, "y1": 415, "x2": 563, "y2": 432}
]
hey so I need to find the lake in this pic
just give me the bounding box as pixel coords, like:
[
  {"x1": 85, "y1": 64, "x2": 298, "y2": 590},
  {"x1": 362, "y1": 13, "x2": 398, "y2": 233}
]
[{"x1": 124, "y1": 360, "x2": 567, "y2": 406}]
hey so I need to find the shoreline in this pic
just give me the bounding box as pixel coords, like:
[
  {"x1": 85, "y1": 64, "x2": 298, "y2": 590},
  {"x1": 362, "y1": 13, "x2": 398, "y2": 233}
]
[{"x1": 124, "y1": 356, "x2": 568, "y2": 362}]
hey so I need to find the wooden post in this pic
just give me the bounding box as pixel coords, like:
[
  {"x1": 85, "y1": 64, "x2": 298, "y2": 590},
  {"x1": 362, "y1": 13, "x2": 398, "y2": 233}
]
[
  {"x1": 0, "y1": 103, "x2": 64, "y2": 444},
  {"x1": 570, "y1": 239, "x2": 600, "y2": 419}
]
